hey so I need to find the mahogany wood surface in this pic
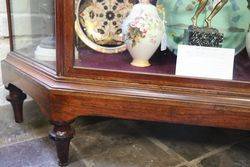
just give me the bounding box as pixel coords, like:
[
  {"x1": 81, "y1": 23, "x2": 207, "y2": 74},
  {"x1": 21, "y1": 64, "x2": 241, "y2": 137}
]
[
  {"x1": 6, "y1": 84, "x2": 27, "y2": 123},
  {"x1": 6, "y1": 0, "x2": 13, "y2": 51},
  {"x1": 49, "y1": 121, "x2": 75, "y2": 166},
  {"x1": 2, "y1": 52, "x2": 250, "y2": 130},
  {"x1": 3, "y1": 0, "x2": 250, "y2": 166}
]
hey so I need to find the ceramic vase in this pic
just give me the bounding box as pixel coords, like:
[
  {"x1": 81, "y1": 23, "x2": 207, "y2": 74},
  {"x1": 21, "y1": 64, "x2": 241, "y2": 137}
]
[{"x1": 122, "y1": 0, "x2": 165, "y2": 67}]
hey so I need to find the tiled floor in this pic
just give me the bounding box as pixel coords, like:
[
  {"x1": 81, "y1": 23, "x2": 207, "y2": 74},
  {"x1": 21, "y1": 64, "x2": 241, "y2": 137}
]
[{"x1": 1, "y1": 38, "x2": 250, "y2": 167}]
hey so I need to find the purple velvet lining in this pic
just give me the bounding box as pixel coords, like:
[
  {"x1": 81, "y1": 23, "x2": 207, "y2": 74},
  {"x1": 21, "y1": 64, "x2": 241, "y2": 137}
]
[
  {"x1": 75, "y1": 48, "x2": 250, "y2": 82},
  {"x1": 233, "y1": 48, "x2": 250, "y2": 81},
  {"x1": 76, "y1": 48, "x2": 176, "y2": 74}
]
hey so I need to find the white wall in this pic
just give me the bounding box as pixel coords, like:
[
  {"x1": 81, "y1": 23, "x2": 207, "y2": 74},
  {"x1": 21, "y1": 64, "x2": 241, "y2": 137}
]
[
  {"x1": 0, "y1": 0, "x2": 54, "y2": 38},
  {"x1": 0, "y1": 0, "x2": 8, "y2": 37}
]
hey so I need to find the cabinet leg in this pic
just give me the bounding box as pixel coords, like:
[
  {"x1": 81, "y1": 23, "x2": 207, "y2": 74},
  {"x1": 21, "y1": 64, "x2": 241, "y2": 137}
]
[
  {"x1": 49, "y1": 121, "x2": 75, "y2": 166},
  {"x1": 6, "y1": 84, "x2": 27, "y2": 123}
]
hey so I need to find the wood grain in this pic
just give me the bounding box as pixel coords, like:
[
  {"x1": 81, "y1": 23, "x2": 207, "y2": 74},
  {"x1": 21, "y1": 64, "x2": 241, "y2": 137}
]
[{"x1": 2, "y1": 53, "x2": 250, "y2": 130}]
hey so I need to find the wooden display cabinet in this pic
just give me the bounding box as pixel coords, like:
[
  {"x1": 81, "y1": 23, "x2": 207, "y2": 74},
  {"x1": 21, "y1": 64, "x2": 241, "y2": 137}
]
[{"x1": 2, "y1": 0, "x2": 250, "y2": 166}]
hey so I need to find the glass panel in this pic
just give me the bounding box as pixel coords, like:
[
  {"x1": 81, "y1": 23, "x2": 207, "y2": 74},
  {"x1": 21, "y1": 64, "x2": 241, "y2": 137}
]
[
  {"x1": 10, "y1": 0, "x2": 56, "y2": 70},
  {"x1": 74, "y1": 0, "x2": 250, "y2": 82}
]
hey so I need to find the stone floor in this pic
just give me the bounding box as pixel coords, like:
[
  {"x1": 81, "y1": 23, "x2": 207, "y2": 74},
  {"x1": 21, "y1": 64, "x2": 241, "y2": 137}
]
[{"x1": 1, "y1": 38, "x2": 250, "y2": 167}]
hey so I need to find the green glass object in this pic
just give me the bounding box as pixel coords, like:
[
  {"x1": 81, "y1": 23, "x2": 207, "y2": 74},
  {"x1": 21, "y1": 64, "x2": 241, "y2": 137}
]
[{"x1": 157, "y1": 0, "x2": 250, "y2": 54}]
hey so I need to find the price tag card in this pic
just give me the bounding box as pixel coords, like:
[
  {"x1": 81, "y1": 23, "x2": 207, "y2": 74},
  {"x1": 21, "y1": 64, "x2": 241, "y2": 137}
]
[{"x1": 176, "y1": 45, "x2": 235, "y2": 80}]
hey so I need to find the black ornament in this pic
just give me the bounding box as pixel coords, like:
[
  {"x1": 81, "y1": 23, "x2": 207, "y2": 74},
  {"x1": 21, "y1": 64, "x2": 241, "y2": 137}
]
[{"x1": 185, "y1": 25, "x2": 224, "y2": 47}]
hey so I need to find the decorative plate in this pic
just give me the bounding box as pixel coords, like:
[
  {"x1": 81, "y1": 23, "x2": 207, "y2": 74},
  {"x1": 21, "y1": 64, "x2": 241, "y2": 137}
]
[
  {"x1": 157, "y1": 0, "x2": 250, "y2": 55},
  {"x1": 75, "y1": 0, "x2": 135, "y2": 53}
]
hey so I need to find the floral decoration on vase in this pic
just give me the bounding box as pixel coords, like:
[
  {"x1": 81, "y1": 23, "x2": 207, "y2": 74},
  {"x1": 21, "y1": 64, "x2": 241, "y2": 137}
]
[{"x1": 122, "y1": 0, "x2": 165, "y2": 67}]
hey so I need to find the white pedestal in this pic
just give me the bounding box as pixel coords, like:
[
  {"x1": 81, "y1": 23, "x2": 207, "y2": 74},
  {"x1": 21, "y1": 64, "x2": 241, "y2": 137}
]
[{"x1": 34, "y1": 45, "x2": 56, "y2": 61}]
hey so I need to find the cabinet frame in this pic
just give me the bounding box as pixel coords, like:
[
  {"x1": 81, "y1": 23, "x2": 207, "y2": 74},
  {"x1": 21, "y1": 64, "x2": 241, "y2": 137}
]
[{"x1": 3, "y1": 0, "x2": 250, "y2": 166}]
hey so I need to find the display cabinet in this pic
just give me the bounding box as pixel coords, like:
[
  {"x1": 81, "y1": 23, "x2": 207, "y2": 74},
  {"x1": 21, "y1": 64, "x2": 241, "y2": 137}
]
[{"x1": 2, "y1": 0, "x2": 250, "y2": 166}]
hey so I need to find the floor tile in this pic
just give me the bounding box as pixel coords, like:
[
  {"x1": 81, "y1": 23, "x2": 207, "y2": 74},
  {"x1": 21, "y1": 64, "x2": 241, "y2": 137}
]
[
  {"x1": 0, "y1": 137, "x2": 79, "y2": 167},
  {"x1": 72, "y1": 120, "x2": 184, "y2": 167},
  {"x1": 0, "y1": 101, "x2": 50, "y2": 147},
  {"x1": 35, "y1": 159, "x2": 86, "y2": 167},
  {"x1": 198, "y1": 139, "x2": 250, "y2": 167},
  {"x1": 134, "y1": 122, "x2": 250, "y2": 161}
]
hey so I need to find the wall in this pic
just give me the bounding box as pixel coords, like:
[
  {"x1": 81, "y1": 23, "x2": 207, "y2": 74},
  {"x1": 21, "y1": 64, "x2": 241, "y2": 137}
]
[
  {"x1": 0, "y1": 0, "x2": 54, "y2": 38},
  {"x1": 0, "y1": 0, "x2": 8, "y2": 37}
]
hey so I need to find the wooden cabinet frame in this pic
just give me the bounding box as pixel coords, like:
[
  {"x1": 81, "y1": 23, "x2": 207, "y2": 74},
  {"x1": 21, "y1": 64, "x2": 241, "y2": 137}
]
[{"x1": 3, "y1": 0, "x2": 250, "y2": 166}]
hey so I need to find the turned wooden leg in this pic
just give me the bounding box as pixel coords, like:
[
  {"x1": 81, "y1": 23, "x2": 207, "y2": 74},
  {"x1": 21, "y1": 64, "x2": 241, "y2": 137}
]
[
  {"x1": 49, "y1": 121, "x2": 75, "y2": 166},
  {"x1": 6, "y1": 84, "x2": 27, "y2": 123}
]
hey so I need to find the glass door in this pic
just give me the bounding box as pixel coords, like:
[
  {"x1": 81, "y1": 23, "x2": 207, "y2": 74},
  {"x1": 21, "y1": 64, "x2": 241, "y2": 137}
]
[
  {"x1": 10, "y1": 0, "x2": 56, "y2": 70},
  {"x1": 67, "y1": 0, "x2": 250, "y2": 85}
]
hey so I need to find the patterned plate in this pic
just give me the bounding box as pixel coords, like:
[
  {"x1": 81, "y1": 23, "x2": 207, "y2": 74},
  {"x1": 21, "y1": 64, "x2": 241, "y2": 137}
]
[{"x1": 75, "y1": 0, "x2": 135, "y2": 53}]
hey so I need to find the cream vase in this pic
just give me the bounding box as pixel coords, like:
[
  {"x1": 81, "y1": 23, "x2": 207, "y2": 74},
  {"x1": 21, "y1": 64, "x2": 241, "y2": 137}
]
[{"x1": 122, "y1": 0, "x2": 165, "y2": 67}]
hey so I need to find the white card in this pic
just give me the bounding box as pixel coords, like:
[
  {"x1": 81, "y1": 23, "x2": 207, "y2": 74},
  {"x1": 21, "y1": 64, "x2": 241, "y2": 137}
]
[{"x1": 176, "y1": 45, "x2": 235, "y2": 80}]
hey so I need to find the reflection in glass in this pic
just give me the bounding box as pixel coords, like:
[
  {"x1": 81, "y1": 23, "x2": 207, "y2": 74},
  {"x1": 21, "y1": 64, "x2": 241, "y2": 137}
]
[
  {"x1": 11, "y1": 0, "x2": 56, "y2": 69},
  {"x1": 74, "y1": 0, "x2": 250, "y2": 82},
  {"x1": 75, "y1": 0, "x2": 135, "y2": 53}
]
